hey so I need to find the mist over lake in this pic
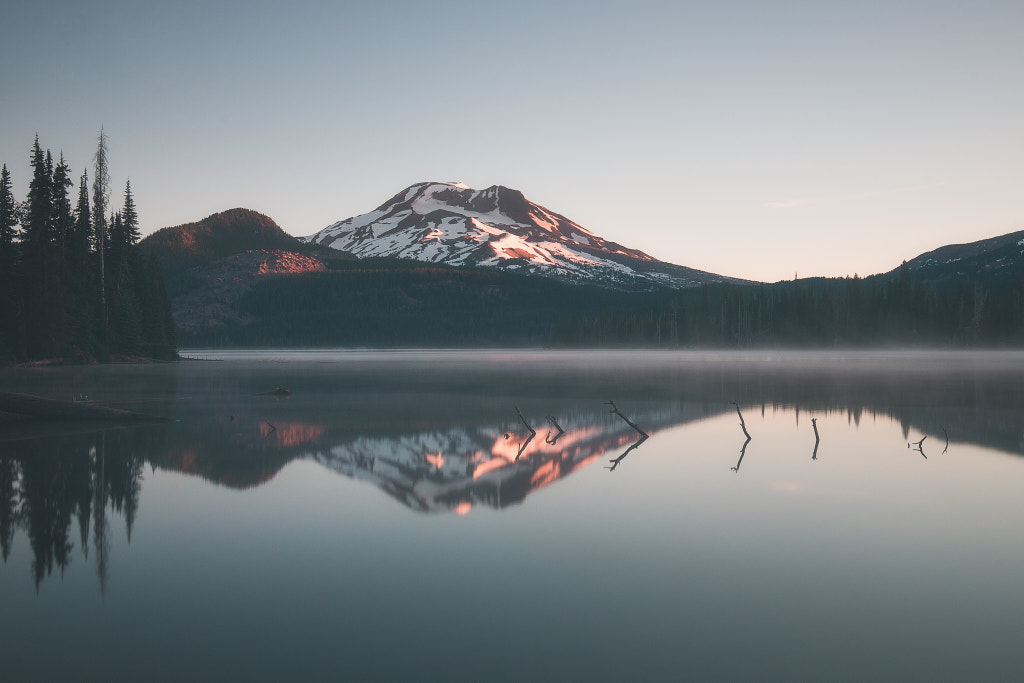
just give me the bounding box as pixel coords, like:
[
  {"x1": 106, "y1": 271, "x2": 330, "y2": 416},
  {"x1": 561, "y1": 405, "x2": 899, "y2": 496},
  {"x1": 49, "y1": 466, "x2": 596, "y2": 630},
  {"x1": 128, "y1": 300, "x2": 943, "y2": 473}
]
[{"x1": 2, "y1": 349, "x2": 1023, "y2": 681}]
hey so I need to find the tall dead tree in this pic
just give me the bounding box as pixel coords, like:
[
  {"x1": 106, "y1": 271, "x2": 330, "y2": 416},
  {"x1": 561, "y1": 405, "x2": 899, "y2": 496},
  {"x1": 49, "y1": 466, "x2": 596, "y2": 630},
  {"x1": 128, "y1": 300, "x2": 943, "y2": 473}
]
[{"x1": 92, "y1": 127, "x2": 110, "y2": 350}]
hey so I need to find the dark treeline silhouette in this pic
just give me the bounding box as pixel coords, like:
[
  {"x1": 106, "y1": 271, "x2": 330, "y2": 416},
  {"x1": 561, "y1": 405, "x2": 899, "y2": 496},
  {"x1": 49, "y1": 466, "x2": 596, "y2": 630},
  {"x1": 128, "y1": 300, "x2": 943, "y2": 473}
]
[
  {"x1": 0, "y1": 131, "x2": 176, "y2": 363},
  {"x1": 550, "y1": 267, "x2": 1024, "y2": 347}
]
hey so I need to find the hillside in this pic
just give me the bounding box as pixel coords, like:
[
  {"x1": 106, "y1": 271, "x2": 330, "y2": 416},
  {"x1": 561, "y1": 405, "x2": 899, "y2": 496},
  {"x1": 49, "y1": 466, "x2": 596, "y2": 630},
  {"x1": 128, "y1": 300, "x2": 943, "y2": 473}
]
[{"x1": 140, "y1": 208, "x2": 307, "y2": 271}]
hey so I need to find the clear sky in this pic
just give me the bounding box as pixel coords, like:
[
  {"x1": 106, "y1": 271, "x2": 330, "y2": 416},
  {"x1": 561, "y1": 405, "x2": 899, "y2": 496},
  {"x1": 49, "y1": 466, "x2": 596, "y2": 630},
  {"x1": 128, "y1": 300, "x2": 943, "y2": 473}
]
[{"x1": 2, "y1": 0, "x2": 1022, "y2": 282}]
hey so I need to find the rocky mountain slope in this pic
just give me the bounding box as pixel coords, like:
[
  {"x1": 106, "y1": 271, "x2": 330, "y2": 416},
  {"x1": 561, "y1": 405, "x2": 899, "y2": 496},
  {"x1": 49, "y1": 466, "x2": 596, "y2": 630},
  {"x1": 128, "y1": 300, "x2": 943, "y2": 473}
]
[{"x1": 303, "y1": 181, "x2": 742, "y2": 290}]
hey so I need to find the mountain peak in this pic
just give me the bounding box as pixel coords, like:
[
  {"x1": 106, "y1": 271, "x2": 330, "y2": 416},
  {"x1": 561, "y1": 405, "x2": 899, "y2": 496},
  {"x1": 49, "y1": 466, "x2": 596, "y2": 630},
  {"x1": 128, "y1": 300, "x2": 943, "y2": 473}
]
[{"x1": 305, "y1": 182, "x2": 737, "y2": 289}]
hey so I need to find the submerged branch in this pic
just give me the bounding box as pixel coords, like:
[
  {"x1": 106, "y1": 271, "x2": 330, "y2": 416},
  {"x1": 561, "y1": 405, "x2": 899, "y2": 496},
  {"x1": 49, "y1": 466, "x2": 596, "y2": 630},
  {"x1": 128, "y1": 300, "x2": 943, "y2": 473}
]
[
  {"x1": 811, "y1": 417, "x2": 820, "y2": 461},
  {"x1": 515, "y1": 406, "x2": 537, "y2": 462},
  {"x1": 732, "y1": 402, "x2": 751, "y2": 440},
  {"x1": 605, "y1": 400, "x2": 648, "y2": 438},
  {"x1": 545, "y1": 415, "x2": 566, "y2": 445},
  {"x1": 731, "y1": 435, "x2": 752, "y2": 472},
  {"x1": 606, "y1": 434, "x2": 648, "y2": 472}
]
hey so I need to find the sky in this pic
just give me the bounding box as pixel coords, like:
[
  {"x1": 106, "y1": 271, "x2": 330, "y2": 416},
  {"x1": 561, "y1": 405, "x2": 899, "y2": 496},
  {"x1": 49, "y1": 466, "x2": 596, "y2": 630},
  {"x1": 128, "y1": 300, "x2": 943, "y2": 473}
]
[{"x1": 2, "y1": 0, "x2": 1022, "y2": 283}]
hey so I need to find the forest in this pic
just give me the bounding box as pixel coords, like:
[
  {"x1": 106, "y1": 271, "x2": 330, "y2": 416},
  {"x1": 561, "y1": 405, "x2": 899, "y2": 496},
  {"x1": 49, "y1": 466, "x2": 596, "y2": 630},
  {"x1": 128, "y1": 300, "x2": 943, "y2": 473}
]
[
  {"x1": 0, "y1": 131, "x2": 177, "y2": 363},
  {"x1": 550, "y1": 267, "x2": 1024, "y2": 347},
  {"x1": 174, "y1": 256, "x2": 1024, "y2": 349}
]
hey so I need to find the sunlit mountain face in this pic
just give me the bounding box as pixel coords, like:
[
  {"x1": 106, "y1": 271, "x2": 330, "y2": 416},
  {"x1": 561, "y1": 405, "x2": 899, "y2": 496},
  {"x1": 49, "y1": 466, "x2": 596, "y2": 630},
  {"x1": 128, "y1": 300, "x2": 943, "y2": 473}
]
[{"x1": 304, "y1": 182, "x2": 741, "y2": 290}]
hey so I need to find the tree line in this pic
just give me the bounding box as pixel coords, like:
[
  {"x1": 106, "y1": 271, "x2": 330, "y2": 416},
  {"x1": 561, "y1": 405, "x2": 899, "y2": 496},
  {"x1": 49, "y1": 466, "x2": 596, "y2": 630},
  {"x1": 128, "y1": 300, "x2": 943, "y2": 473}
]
[
  {"x1": 550, "y1": 268, "x2": 1024, "y2": 347},
  {"x1": 0, "y1": 130, "x2": 177, "y2": 363}
]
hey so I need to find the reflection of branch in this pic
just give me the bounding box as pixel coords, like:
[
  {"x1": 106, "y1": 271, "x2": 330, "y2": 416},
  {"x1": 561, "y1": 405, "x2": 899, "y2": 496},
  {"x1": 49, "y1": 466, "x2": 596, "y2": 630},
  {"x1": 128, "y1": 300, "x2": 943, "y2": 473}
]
[
  {"x1": 261, "y1": 419, "x2": 277, "y2": 435},
  {"x1": 606, "y1": 434, "x2": 648, "y2": 472},
  {"x1": 731, "y1": 436, "x2": 751, "y2": 472},
  {"x1": 605, "y1": 401, "x2": 648, "y2": 437},
  {"x1": 811, "y1": 417, "x2": 820, "y2": 460},
  {"x1": 545, "y1": 415, "x2": 566, "y2": 445},
  {"x1": 732, "y1": 402, "x2": 751, "y2": 440},
  {"x1": 941, "y1": 427, "x2": 949, "y2": 455},
  {"x1": 908, "y1": 435, "x2": 927, "y2": 459},
  {"x1": 514, "y1": 406, "x2": 536, "y2": 462}
]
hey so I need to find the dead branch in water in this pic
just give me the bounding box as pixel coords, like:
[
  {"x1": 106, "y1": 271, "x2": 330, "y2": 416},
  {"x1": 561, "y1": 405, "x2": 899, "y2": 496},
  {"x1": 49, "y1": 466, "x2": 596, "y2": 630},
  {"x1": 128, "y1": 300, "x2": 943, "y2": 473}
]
[
  {"x1": 514, "y1": 406, "x2": 536, "y2": 462},
  {"x1": 255, "y1": 387, "x2": 292, "y2": 397},
  {"x1": 941, "y1": 427, "x2": 949, "y2": 455},
  {"x1": 811, "y1": 417, "x2": 820, "y2": 461},
  {"x1": 545, "y1": 415, "x2": 566, "y2": 445},
  {"x1": 731, "y1": 435, "x2": 752, "y2": 472},
  {"x1": 606, "y1": 434, "x2": 648, "y2": 472},
  {"x1": 909, "y1": 435, "x2": 927, "y2": 459},
  {"x1": 732, "y1": 402, "x2": 751, "y2": 440},
  {"x1": 605, "y1": 400, "x2": 648, "y2": 438}
]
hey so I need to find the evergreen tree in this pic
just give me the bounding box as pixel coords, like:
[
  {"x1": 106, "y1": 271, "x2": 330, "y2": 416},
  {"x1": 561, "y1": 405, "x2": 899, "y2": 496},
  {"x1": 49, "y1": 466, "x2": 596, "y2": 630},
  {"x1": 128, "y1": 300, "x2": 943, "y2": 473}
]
[
  {"x1": 22, "y1": 136, "x2": 56, "y2": 357},
  {"x1": 121, "y1": 179, "x2": 138, "y2": 245},
  {"x1": 0, "y1": 165, "x2": 19, "y2": 357},
  {"x1": 49, "y1": 154, "x2": 76, "y2": 355},
  {"x1": 50, "y1": 154, "x2": 74, "y2": 264},
  {"x1": 65, "y1": 170, "x2": 98, "y2": 358}
]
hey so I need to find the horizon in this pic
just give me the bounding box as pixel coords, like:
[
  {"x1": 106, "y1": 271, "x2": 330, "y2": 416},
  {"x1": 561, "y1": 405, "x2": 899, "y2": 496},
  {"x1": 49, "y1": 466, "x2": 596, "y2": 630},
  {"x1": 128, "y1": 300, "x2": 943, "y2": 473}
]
[{"x1": 2, "y1": 1, "x2": 1022, "y2": 282}]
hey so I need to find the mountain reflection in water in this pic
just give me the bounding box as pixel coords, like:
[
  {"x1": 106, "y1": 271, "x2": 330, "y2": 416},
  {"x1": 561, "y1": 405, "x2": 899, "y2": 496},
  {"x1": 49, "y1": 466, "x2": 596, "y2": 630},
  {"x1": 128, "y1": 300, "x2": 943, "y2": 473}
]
[{"x1": 1, "y1": 350, "x2": 1023, "y2": 594}]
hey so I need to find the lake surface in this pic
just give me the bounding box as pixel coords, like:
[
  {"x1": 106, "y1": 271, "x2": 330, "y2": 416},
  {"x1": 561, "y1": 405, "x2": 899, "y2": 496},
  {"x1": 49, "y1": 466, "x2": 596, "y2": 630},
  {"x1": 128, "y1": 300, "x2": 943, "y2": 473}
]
[{"x1": 1, "y1": 350, "x2": 1023, "y2": 681}]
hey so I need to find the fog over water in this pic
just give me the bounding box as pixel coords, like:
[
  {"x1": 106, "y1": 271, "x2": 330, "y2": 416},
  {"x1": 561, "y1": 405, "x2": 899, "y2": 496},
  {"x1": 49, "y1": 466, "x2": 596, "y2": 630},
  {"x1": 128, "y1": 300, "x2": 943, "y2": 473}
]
[{"x1": 1, "y1": 350, "x2": 1023, "y2": 681}]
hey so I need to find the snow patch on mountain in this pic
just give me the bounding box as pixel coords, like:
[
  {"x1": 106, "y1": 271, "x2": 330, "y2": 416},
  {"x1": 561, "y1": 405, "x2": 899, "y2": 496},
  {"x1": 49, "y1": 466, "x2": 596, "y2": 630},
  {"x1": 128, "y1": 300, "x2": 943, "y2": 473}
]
[{"x1": 304, "y1": 181, "x2": 738, "y2": 289}]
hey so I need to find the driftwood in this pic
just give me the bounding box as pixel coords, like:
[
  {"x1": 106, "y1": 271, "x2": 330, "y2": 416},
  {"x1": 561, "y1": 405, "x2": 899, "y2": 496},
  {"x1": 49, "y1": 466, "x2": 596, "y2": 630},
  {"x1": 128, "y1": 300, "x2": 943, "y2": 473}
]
[
  {"x1": 909, "y1": 435, "x2": 927, "y2": 459},
  {"x1": 0, "y1": 391, "x2": 167, "y2": 422},
  {"x1": 811, "y1": 417, "x2": 820, "y2": 460},
  {"x1": 732, "y1": 402, "x2": 751, "y2": 440},
  {"x1": 514, "y1": 406, "x2": 536, "y2": 462},
  {"x1": 606, "y1": 433, "x2": 648, "y2": 472},
  {"x1": 731, "y1": 435, "x2": 751, "y2": 472},
  {"x1": 605, "y1": 400, "x2": 648, "y2": 437},
  {"x1": 256, "y1": 386, "x2": 292, "y2": 397},
  {"x1": 545, "y1": 415, "x2": 566, "y2": 445}
]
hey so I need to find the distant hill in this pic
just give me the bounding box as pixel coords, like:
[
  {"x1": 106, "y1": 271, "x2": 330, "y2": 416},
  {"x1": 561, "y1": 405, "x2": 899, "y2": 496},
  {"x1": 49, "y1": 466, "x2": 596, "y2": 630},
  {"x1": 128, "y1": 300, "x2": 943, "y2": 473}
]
[
  {"x1": 140, "y1": 208, "x2": 307, "y2": 272},
  {"x1": 140, "y1": 208, "x2": 340, "y2": 338},
  {"x1": 882, "y1": 229, "x2": 1024, "y2": 286}
]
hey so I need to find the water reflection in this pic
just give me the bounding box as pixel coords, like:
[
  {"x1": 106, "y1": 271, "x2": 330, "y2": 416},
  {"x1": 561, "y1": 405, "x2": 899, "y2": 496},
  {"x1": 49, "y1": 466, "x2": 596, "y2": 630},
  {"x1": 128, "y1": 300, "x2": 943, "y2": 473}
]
[
  {"x1": 1, "y1": 351, "x2": 1023, "y2": 593},
  {"x1": 0, "y1": 424, "x2": 163, "y2": 591}
]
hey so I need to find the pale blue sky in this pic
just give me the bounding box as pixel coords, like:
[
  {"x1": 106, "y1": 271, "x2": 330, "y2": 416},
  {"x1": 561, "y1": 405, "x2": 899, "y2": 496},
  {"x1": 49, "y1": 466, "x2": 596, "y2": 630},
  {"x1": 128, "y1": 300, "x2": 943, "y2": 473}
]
[{"x1": 2, "y1": 0, "x2": 1022, "y2": 282}]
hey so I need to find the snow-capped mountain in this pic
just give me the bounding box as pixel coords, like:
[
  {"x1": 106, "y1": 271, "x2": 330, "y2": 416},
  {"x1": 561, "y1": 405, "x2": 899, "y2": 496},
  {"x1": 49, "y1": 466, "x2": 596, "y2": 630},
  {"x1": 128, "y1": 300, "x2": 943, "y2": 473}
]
[{"x1": 303, "y1": 181, "x2": 739, "y2": 289}]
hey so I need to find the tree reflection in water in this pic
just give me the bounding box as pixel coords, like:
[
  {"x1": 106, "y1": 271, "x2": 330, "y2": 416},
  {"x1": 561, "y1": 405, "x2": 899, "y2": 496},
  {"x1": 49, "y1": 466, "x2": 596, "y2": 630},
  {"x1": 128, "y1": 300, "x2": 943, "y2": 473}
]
[{"x1": 0, "y1": 424, "x2": 160, "y2": 591}]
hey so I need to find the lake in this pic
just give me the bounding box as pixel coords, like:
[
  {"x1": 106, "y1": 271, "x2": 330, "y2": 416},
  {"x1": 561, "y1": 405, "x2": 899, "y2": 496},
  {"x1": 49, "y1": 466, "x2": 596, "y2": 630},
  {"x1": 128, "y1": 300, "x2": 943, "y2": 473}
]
[{"x1": 1, "y1": 350, "x2": 1023, "y2": 681}]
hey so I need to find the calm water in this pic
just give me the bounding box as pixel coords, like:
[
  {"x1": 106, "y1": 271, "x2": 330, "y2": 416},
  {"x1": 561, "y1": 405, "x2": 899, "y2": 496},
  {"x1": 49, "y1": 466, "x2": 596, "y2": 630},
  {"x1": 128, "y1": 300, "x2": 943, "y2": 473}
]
[{"x1": 1, "y1": 350, "x2": 1023, "y2": 681}]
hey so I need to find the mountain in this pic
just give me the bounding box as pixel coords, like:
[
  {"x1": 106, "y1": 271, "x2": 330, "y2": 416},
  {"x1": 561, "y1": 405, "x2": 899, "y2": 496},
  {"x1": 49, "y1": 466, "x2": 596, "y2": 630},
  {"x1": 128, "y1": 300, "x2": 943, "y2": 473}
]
[
  {"x1": 140, "y1": 208, "x2": 334, "y2": 336},
  {"x1": 886, "y1": 229, "x2": 1024, "y2": 285},
  {"x1": 303, "y1": 181, "x2": 742, "y2": 290},
  {"x1": 141, "y1": 208, "x2": 310, "y2": 271}
]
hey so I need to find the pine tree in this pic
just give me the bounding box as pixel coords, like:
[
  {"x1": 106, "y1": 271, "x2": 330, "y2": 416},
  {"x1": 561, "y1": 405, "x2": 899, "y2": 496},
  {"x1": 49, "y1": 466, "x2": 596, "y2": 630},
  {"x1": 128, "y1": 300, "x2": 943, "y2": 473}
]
[
  {"x1": 67, "y1": 170, "x2": 98, "y2": 358},
  {"x1": 50, "y1": 154, "x2": 74, "y2": 264},
  {"x1": 121, "y1": 179, "x2": 138, "y2": 245},
  {"x1": 22, "y1": 136, "x2": 56, "y2": 357},
  {"x1": 0, "y1": 164, "x2": 19, "y2": 357}
]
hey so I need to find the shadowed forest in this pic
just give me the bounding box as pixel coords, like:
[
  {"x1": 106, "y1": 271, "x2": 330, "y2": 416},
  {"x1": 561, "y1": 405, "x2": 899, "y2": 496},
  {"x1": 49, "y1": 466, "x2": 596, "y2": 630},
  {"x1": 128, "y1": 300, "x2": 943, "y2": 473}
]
[
  {"x1": 0, "y1": 132, "x2": 177, "y2": 363},
  {"x1": 172, "y1": 259, "x2": 1024, "y2": 349}
]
